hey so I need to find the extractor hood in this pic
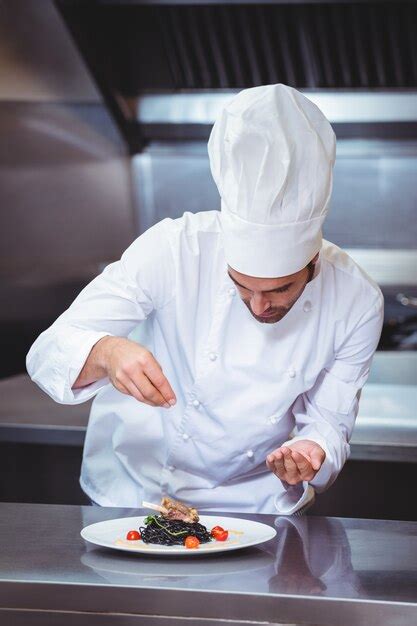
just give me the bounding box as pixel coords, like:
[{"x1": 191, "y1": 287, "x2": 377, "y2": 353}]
[{"x1": 56, "y1": 0, "x2": 417, "y2": 151}]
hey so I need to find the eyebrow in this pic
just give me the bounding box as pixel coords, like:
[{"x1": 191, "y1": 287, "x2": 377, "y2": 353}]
[{"x1": 228, "y1": 272, "x2": 294, "y2": 294}]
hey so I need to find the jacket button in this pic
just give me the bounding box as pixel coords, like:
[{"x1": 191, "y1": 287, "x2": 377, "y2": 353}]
[
  {"x1": 270, "y1": 416, "x2": 277, "y2": 424},
  {"x1": 168, "y1": 465, "x2": 175, "y2": 472},
  {"x1": 182, "y1": 433, "x2": 190, "y2": 441},
  {"x1": 228, "y1": 287, "x2": 236, "y2": 296},
  {"x1": 209, "y1": 352, "x2": 217, "y2": 361},
  {"x1": 288, "y1": 368, "x2": 296, "y2": 378},
  {"x1": 246, "y1": 449, "x2": 254, "y2": 458},
  {"x1": 303, "y1": 300, "x2": 312, "y2": 312},
  {"x1": 192, "y1": 399, "x2": 200, "y2": 408}
]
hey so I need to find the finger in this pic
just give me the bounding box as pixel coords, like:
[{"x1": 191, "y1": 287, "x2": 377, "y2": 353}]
[
  {"x1": 119, "y1": 377, "x2": 151, "y2": 405},
  {"x1": 291, "y1": 450, "x2": 316, "y2": 481},
  {"x1": 116, "y1": 374, "x2": 162, "y2": 407},
  {"x1": 310, "y1": 446, "x2": 326, "y2": 471},
  {"x1": 269, "y1": 450, "x2": 286, "y2": 479},
  {"x1": 266, "y1": 451, "x2": 284, "y2": 478},
  {"x1": 133, "y1": 372, "x2": 170, "y2": 407},
  {"x1": 143, "y1": 358, "x2": 176, "y2": 405},
  {"x1": 295, "y1": 449, "x2": 312, "y2": 463},
  {"x1": 266, "y1": 456, "x2": 275, "y2": 473},
  {"x1": 113, "y1": 380, "x2": 131, "y2": 396},
  {"x1": 282, "y1": 447, "x2": 301, "y2": 484},
  {"x1": 114, "y1": 379, "x2": 149, "y2": 404}
]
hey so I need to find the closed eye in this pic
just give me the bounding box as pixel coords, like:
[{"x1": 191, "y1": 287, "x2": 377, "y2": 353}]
[
  {"x1": 228, "y1": 272, "x2": 293, "y2": 294},
  {"x1": 237, "y1": 284, "x2": 291, "y2": 295}
]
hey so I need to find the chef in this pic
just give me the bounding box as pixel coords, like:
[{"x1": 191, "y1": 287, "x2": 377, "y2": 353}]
[{"x1": 27, "y1": 84, "x2": 383, "y2": 515}]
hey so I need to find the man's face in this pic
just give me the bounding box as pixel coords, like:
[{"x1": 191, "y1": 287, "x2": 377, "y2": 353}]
[{"x1": 228, "y1": 257, "x2": 317, "y2": 324}]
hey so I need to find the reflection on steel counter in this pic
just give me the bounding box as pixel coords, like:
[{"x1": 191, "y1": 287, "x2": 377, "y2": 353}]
[{"x1": 269, "y1": 517, "x2": 358, "y2": 596}]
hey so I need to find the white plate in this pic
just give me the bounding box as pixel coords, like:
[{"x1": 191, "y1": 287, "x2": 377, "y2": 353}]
[{"x1": 81, "y1": 515, "x2": 277, "y2": 556}]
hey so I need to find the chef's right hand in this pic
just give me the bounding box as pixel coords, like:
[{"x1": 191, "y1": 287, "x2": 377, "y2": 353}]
[{"x1": 102, "y1": 337, "x2": 176, "y2": 408}]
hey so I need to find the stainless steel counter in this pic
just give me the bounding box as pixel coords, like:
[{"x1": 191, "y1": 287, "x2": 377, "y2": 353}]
[{"x1": 0, "y1": 503, "x2": 416, "y2": 626}]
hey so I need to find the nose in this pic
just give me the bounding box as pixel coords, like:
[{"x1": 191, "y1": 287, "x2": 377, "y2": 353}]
[{"x1": 250, "y1": 293, "x2": 272, "y2": 316}]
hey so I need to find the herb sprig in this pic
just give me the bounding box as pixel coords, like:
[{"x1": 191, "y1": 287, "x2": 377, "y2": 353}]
[{"x1": 144, "y1": 514, "x2": 188, "y2": 536}]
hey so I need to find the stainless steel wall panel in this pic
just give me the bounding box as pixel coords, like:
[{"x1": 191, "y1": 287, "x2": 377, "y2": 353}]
[
  {"x1": 132, "y1": 139, "x2": 417, "y2": 251},
  {"x1": 0, "y1": 102, "x2": 134, "y2": 288},
  {"x1": 0, "y1": 0, "x2": 99, "y2": 102},
  {"x1": 0, "y1": 0, "x2": 135, "y2": 377}
]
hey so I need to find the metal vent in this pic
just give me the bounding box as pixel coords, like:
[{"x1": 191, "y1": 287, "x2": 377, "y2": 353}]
[
  {"x1": 58, "y1": 2, "x2": 417, "y2": 91},
  {"x1": 159, "y1": 3, "x2": 417, "y2": 89},
  {"x1": 57, "y1": 1, "x2": 417, "y2": 150}
]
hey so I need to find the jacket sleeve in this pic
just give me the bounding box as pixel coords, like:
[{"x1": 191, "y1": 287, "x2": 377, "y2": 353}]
[
  {"x1": 26, "y1": 220, "x2": 175, "y2": 405},
  {"x1": 274, "y1": 292, "x2": 384, "y2": 514}
]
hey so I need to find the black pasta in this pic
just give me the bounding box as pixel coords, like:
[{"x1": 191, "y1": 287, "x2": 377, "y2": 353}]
[{"x1": 140, "y1": 515, "x2": 212, "y2": 546}]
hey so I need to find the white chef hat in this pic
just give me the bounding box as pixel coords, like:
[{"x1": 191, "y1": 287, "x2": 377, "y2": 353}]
[{"x1": 208, "y1": 84, "x2": 336, "y2": 277}]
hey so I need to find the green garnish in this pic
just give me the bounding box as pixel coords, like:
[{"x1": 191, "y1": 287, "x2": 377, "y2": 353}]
[{"x1": 144, "y1": 514, "x2": 189, "y2": 537}]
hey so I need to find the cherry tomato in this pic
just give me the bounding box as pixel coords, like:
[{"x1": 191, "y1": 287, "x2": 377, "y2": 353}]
[
  {"x1": 214, "y1": 530, "x2": 229, "y2": 542},
  {"x1": 184, "y1": 536, "x2": 200, "y2": 549},
  {"x1": 211, "y1": 525, "x2": 225, "y2": 533},
  {"x1": 211, "y1": 525, "x2": 226, "y2": 540},
  {"x1": 126, "y1": 530, "x2": 141, "y2": 541}
]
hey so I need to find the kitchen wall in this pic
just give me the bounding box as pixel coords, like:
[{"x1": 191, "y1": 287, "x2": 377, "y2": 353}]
[
  {"x1": 131, "y1": 139, "x2": 417, "y2": 250},
  {"x1": 0, "y1": 0, "x2": 136, "y2": 377}
]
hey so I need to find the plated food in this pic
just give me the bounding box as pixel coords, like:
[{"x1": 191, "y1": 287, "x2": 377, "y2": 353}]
[
  {"x1": 129, "y1": 498, "x2": 228, "y2": 548},
  {"x1": 80, "y1": 497, "x2": 277, "y2": 556}
]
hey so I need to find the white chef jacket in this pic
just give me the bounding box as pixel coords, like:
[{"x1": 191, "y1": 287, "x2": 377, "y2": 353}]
[{"x1": 26, "y1": 211, "x2": 384, "y2": 514}]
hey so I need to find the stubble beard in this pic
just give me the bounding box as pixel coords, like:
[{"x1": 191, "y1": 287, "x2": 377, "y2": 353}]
[{"x1": 243, "y1": 269, "x2": 313, "y2": 325}]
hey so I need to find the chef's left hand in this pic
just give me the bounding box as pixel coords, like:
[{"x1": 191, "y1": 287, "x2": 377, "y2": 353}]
[{"x1": 266, "y1": 440, "x2": 326, "y2": 485}]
